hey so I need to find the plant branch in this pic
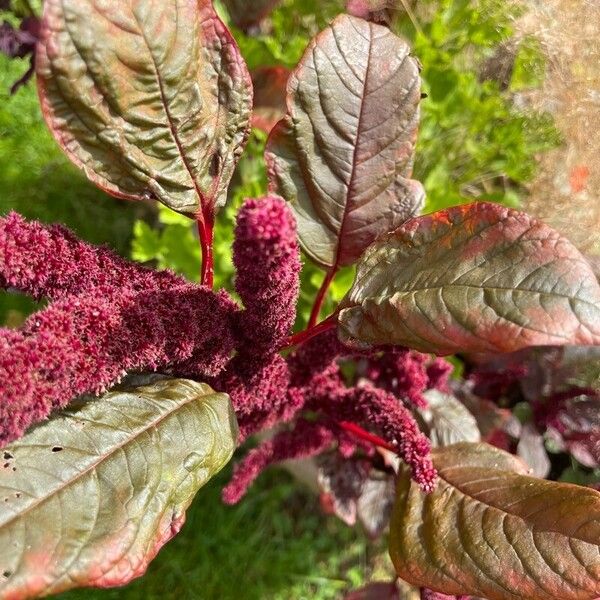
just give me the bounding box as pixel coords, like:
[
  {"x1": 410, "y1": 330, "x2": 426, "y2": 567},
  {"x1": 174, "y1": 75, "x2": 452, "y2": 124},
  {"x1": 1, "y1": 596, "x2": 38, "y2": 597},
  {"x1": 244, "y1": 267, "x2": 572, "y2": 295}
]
[
  {"x1": 197, "y1": 214, "x2": 214, "y2": 288},
  {"x1": 307, "y1": 266, "x2": 338, "y2": 329},
  {"x1": 285, "y1": 314, "x2": 337, "y2": 349},
  {"x1": 337, "y1": 421, "x2": 397, "y2": 453}
]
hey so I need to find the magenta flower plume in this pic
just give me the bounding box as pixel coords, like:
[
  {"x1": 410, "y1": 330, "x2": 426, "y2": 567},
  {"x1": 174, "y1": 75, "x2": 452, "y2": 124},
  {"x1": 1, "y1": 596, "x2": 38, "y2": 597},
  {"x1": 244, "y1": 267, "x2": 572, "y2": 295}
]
[
  {"x1": 215, "y1": 353, "x2": 299, "y2": 442},
  {"x1": 0, "y1": 284, "x2": 237, "y2": 444},
  {"x1": 222, "y1": 419, "x2": 335, "y2": 504},
  {"x1": 0, "y1": 211, "x2": 184, "y2": 300},
  {"x1": 233, "y1": 196, "x2": 300, "y2": 354},
  {"x1": 366, "y1": 349, "x2": 453, "y2": 409},
  {"x1": 315, "y1": 383, "x2": 437, "y2": 493}
]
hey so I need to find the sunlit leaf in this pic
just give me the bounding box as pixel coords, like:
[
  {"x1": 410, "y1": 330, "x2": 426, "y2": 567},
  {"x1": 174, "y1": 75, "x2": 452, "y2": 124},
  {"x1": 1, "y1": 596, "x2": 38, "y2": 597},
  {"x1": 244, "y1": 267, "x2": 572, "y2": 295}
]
[
  {"x1": 390, "y1": 442, "x2": 600, "y2": 599},
  {"x1": 0, "y1": 376, "x2": 237, "y2": 598},
  {"x1": 338, "y1": 203, "x2": 600, "y2": 354},
  {"x1": 36, "y1": 0, "x2": 252, "y2": 219},
  {"x1": 266, "y1": 14, "x2": 424, "y2": 269}
]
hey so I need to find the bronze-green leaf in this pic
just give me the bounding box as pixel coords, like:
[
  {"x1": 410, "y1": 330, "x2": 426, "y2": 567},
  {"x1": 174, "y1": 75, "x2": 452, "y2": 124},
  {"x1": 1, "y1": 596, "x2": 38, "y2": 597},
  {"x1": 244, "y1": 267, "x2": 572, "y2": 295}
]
[
  {"x1": 265, "y1": 14, "x2": 424, "y2": 269},
  {"x1": 36, "y1": 0, "x2": 252, "y2": 219},
  {"x1": 338, "y1": 202, "x2": 600, "y2": 354},
  {"x1": 390, "y1": 442, "x2": 600, "y2": 600},
  {"x1": 0, "y1": 377, "x2": 237, "y2": 599},
  {"x1": 418, "y1": 390, "x2": 480, "y2": 447}
]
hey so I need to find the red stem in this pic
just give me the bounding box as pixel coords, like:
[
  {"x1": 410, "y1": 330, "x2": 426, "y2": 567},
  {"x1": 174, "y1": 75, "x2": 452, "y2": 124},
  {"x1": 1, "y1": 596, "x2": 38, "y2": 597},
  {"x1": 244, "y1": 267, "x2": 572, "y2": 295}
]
[
  {"x1": 285, "y1": 314, "x2": 337, "y2": 348},
  {"x1": 307, "y1": 267, "x2": 338, "y2": 329},
  {"x1": 338, "y1": 421, "x2": 397, "y2": 453},
  {"x1": 197, "y1": 214, "x2": 214, "y2": 288}
]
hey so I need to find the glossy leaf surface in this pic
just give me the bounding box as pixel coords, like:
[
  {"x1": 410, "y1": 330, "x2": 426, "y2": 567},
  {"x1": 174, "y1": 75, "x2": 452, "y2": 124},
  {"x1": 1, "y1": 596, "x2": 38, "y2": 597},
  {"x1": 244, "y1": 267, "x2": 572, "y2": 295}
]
[
  {"x1": 390, "y1": 442, "x2": 600, "y2": 600},
  {"x1": 338, "y1": 203, "x2": 600, "y2": 354},
  {"x1": 36, "y1": 0, "x2": 252, "y2": 218},
  {"x1": 266, "y1": 14, "x2": 424, "y2": 269},
  {"x1": 418, "y1": 390, "x2": 480, "y2": 447},
  {"x1": 0, "y1": 377, "x2": 237, "y2": 599}
]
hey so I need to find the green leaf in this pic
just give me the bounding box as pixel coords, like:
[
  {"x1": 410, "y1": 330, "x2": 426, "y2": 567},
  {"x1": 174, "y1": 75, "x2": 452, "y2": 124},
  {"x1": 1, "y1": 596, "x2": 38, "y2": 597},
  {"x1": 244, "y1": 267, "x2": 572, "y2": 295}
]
[
  {"x1": 418, "y1": 390, "x2": 480, "y2": 447},
  {"x1": 0, "y1": 376, "x2": 237, "y2": 598},
  {"x1": 390, "y1": 442, "x2": 600, "y2": 600},
  {"x1": 36, "y1": 0, "x2": 252, "y2": 219},
  {"x1": 265, "y1": 14, "x2": 424, "y2": 269},
  {"x1": 338, "y1": 203, "x2": 600, "y2": 354}
]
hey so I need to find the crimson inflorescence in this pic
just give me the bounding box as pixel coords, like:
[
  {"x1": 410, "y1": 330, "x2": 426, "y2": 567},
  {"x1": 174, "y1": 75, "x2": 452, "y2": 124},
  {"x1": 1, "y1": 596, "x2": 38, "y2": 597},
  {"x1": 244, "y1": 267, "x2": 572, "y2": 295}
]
[{"x1": 0, "y1": 198, "x2": 440, "y2": 502}]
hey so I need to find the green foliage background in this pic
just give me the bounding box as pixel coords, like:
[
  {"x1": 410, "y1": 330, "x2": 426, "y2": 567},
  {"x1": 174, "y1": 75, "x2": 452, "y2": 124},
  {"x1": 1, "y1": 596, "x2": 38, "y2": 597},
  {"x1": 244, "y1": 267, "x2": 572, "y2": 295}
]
[
  {"x1": 133, "y1": 0, "x2": 559, "y2": 328},
  {"x1": 0, "y1": 0, "x2": 562, "y2": 597}
]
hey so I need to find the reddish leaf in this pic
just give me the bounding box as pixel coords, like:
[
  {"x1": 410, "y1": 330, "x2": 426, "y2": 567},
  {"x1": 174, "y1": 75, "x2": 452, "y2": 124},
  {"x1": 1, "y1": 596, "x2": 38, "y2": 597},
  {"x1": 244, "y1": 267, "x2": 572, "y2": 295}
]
[
  {"x1": 266, "y1": 14, "x2": 424, "y2": 269},
  {"x1": 251, "y1": 66, "x2": 289, "y2": 134},
  {"x1": 339, "y1": 203, "x2": 600, "y2": 354},
  {"x1": 390, "y1": 442, "x2": 600, "y2": 599},
  {"x1": 346, "y1": 0, "x2": 397, "y2": 23},
  {"x1": 345, "y1": 582, "x2": 400, "y2": 600},
  {"x1": 0, "y1": 377, "x2": 237, "y2": 598},
  {"x1": 547, "y1": 393, "x2": 600, "y2": 468},
  {"x1": 36, "y1": 0, "x2": 252, "y2": 219},
  {"x1": 317, "y1": 455, "x2": 394, "y2": 537},
  {"x1": 418, "y1": 390, "x2": 480, "y2": 447}
]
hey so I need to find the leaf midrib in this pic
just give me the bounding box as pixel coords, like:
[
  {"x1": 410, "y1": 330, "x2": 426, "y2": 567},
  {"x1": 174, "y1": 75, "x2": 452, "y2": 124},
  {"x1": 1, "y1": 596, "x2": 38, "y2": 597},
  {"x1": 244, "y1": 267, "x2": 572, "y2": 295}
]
[
  {"x1": 132, "y1": 8, "x2": 208, "y2": 218},
  {"x1": 332, "y1": 19, "x2": 374, "y2": 271},
  {"x1": 364, "y1": 283, "x2": 598, "y2": 307},
  {"x1": 437, "y1": 467, "x2": 600, "y2": 549},
  {"x1": 0, "y1": 393, "x2": 200, "y2": 529}
]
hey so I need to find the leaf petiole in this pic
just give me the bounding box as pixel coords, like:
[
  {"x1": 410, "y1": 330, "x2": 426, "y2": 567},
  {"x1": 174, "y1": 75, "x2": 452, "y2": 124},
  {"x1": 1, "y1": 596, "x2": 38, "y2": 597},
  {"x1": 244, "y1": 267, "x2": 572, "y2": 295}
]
[
  {"x1": 285, "y1": 313, "x2": 337, "y2": 348},
  {"x1": 197, "y1": 214, "x2": 215, "y2": 288},
  {"x1": 307, "y1": 266, "x2": 338, "y2": 329}
]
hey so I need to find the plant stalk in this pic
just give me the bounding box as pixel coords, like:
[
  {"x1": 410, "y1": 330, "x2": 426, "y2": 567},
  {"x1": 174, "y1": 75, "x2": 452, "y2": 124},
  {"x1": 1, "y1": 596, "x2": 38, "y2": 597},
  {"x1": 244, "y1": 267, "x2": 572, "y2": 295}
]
[
  {"x1": 307, "y1": 266, "x2": 338, "y2": 329},
  {"x1": 197, "y1": 214, "x2": 214, "y2": 288},
  {"x1": 338, "y1": 421, "x2": 397, "y2": 453},
  {"x1": 285, "y1": 314, "x2": 337, "y2": 348}
]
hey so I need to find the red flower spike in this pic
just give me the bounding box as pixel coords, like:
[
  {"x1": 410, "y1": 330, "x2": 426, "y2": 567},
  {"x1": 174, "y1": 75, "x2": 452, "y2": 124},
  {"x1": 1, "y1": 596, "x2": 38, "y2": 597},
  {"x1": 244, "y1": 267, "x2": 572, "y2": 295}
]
[
  {"x1": 0, "y1": 212, "x2": 184, "y2": 300},
  {"x1": 222, "y1": 419, "x2": 335, "y2": 504},
  {"x1": 233, "y1": 197, "x2": 300, "y2": 354}
]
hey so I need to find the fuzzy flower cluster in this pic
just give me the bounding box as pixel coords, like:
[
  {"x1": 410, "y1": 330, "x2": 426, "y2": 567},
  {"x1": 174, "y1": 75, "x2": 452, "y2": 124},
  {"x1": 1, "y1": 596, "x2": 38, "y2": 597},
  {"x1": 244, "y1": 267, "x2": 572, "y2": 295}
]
[
  {"x1": 0, "y1": 198, "x2": 440, "y2": 506},
  {"x1": 233, "y1": 196, "x2": 300, "y2": 354},
  {"x1": 367, "y1": 348, "x2": 452, "y2": 409},
  {"x1": 0, "y1": 212, "x2": 236, "y2": 442}
]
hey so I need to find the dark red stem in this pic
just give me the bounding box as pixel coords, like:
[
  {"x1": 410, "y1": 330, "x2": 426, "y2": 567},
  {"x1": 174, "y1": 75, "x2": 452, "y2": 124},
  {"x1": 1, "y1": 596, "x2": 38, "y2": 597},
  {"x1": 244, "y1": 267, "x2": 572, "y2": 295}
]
[
  {"x1": 285, "y1": 314, "x2": 337, "y2": 349},
  {"x1": 197, "y1": 214, "x2": 214, "y2": 288},
  {"x1": 338, "y1": 421, "x2": 397, "y2": 453},
  {"x1": 307, "y1": 266, "x2": 338, "y2": 329}
]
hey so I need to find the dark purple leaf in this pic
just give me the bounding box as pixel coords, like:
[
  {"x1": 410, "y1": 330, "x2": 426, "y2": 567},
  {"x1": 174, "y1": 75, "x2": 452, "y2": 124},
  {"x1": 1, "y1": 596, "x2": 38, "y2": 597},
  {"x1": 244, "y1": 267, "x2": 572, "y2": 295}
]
[{"x1": 547, "y1": 393, "x2": 600, "y2": 468}]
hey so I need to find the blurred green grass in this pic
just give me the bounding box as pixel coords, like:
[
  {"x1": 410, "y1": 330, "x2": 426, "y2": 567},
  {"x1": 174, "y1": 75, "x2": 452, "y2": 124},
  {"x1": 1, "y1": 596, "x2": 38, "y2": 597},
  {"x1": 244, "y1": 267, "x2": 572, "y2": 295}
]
[{"x1": 0, "y1": 55, "x2": 144, "y2": 323}]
